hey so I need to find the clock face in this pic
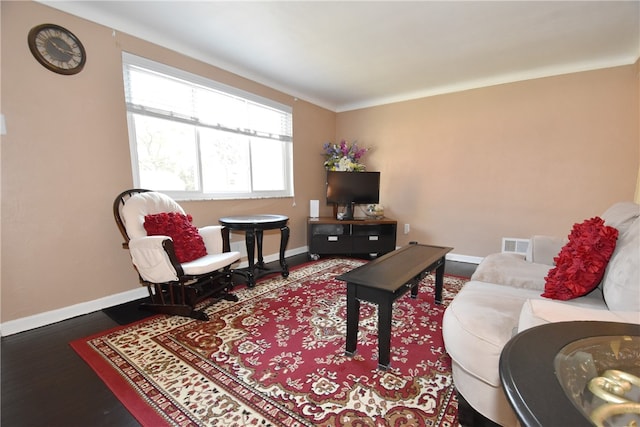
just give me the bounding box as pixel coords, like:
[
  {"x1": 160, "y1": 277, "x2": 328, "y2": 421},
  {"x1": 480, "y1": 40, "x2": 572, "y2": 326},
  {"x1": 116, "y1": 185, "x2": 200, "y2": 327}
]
[{"x1": 28, "y1": 24, "x2": 86, "y2": 75}]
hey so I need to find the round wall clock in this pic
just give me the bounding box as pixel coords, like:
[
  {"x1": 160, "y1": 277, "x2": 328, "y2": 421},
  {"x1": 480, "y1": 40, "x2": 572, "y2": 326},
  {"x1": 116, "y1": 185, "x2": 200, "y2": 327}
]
[{"x1": 27, "y1": 23, "x2": 86, "y2": 75}]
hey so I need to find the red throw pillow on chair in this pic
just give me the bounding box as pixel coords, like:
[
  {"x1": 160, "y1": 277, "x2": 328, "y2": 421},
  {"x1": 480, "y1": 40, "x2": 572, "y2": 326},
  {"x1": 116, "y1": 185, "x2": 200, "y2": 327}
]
[
  {"x1": 144, "y1": 212, "x2": 208, "y2": 263},
  {"x1": 542, "y1": 216, "x2": 618, "y2": 300}
]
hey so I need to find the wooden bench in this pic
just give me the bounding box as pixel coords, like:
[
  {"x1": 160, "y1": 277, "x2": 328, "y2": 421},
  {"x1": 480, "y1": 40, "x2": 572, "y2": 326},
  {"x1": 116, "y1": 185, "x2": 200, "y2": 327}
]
[{"x1": 337, "y1": 243, "x2": 453, "y2": 369}]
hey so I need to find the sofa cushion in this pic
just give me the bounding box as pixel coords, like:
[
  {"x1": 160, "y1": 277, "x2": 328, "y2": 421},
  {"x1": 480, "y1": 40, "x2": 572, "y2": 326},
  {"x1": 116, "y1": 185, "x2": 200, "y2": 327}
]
[
  {"x1": 449, "y1": 360, "x2": 518, "y2": 427},
  {"x1": 443, "y1": 281, "x2": 544, "y2": 387},
  {"x1": 518, "y1": 299, "x2": 639, "y2": 332},
  {"x1": 471, "y1": 252, "x2": 552, "y2": 291},
  {"x1": 443, "y1": 281, "x2": 609, "y2": 388},
  {"x1": 541, "y1": 217, "x2": 618, "y2": 301},
  {"x1": 144, "y1": 212, "x2": 208, "y2": 263},
  {"x1": 602, "y1": 217, "x2": 640, "y2": 311},
  {"x1": 601, "y1": 201, "x2": 640, "y2": 235},
  {"x1": 525, "y1": 235, "x2": 567, "y2": 265}
]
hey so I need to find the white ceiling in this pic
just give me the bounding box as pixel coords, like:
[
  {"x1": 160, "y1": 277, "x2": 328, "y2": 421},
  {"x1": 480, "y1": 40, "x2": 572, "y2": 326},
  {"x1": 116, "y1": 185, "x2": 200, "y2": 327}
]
[{"x1": 40, "y1": 1, "x2": 639, "y2": 112}]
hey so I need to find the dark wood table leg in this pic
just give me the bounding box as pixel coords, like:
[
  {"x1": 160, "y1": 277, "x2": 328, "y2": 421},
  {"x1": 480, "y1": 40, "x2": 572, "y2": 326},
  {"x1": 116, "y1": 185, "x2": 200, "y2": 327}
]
[
  {"x1": 279, "y1": 225, "x2": 289, "y2": 277},
  {"x1": 434, "y1": 257, "x2": 446, "y2": 304},
  {"x1": 255, "y1": 229, "x2": 265, "y2": 269},
  {"x1": 410, "y1": 274, "x2": 421, "y2": 299},
  {"x1": 345, "y1": 283, "x2": 359, "y2": 357},
  {"x1": 411, "y1": 283, "x2": 419, "y2": 299},
  {"x1": 377, "y1": 297, "x2": 393, "y2": 370},
  {"x1": 245, "y1": 229, "x2": 256, "y2": 287},
  {"x1": 221, "y1": 227, "x2": 231, "y2": 252}
]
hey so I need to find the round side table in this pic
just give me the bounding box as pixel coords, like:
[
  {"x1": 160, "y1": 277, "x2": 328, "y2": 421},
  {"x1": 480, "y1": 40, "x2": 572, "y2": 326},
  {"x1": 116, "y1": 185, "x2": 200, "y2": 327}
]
[
  {"x1": 499, "y1": 321, "x2": 640, "y2": 427},
  {"x1": 219, "y1": 214, "x2": 289, "y2": 287}
]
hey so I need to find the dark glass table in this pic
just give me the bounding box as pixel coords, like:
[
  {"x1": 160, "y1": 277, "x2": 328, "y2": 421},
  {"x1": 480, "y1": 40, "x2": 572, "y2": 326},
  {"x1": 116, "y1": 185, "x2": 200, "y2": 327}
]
[
  {"x1": 500, "y1": 321, "x2": 640, "y2": 427},
  {"x1": 219, "y1": 214, "x2": 289, "y2": 287}
]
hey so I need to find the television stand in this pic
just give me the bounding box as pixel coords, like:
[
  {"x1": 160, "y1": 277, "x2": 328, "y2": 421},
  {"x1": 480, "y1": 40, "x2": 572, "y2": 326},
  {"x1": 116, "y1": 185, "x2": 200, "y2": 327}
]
[{"x1": 307, "y1": 217, "x2": 397, "y2": 259}]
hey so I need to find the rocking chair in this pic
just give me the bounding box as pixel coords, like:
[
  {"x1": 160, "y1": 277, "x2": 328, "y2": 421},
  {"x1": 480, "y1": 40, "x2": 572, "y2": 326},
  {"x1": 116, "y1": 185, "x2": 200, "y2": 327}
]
[{"x1": 113, "y1": 189, "x2": 241, "y2": 320}]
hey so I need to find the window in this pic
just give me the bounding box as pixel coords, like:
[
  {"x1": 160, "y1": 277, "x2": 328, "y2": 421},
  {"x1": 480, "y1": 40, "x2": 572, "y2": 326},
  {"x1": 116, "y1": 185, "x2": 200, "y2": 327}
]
[{"x1": 122, "y1": 53, "x2": 294, "y2": 200}]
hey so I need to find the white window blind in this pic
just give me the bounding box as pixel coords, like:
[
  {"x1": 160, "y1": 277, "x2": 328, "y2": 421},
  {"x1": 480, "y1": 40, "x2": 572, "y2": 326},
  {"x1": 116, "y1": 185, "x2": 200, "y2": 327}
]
[{"x1": 122, "y1": 52, "x2": 294, "y2": 200}]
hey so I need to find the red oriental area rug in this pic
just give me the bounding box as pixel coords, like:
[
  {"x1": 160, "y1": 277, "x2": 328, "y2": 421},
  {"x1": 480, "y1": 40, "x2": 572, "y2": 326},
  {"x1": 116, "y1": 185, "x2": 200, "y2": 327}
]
[{"x1": 71, "y1": 258, "x2": 467, "y2": 426}]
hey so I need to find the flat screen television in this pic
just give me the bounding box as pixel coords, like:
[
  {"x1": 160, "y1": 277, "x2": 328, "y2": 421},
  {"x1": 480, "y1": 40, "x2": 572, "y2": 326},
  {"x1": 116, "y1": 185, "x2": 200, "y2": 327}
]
[{"x1": 326, "y1": 171, "x2": 380, "y2": 220}]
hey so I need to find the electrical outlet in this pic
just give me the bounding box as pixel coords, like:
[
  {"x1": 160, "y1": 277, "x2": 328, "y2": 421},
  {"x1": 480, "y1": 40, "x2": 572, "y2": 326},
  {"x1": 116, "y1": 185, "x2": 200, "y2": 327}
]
[{"x1": 404, "y1": 223, "x2": 410, "y2": 234}]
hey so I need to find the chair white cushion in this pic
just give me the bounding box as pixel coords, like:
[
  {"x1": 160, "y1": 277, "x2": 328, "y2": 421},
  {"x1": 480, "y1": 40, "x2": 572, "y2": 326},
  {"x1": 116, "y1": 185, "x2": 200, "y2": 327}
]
[
  {"x1": 129, "y1": 236, "x2": 241, "y2": 283},
  {"x1": 182, "y1": 251, "x2": 241, "y2": 276},
  {"x1": 198, "y1": 225, "x2": 226, "y2": 255},
  {"x1": 122, "y1": 192, "x2": 185, "y2": 239},
  {"x1": 122, "y1": 192, "x2": 241, "y2": 283},
  {"x1": 128, "y1": 236, "x2": 180, "y2": 283}
]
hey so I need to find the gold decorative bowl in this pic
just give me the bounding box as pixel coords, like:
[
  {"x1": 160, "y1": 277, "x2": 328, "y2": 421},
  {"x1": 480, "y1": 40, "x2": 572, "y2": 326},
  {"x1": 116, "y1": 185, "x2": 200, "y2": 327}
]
[{"x1": 554, "y1": 335, "x2": 640, "y2": 427}]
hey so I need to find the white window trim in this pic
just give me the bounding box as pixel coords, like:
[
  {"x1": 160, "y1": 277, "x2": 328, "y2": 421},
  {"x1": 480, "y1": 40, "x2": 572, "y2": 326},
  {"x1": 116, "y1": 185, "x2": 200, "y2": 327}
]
[{"x1": 122, "y1": 52, "x2": 294, "y2": 201}]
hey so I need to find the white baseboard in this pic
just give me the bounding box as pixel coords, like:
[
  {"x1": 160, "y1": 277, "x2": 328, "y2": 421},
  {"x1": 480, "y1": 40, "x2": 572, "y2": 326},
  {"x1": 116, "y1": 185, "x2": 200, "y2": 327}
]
[
  {"x1": 234, "y1": 246, "x2": 308, "y2": 268},
  {"x1": 0, "y1": 246, "x2": 310, "y2": 337},
  {"x1": 0, "y1": 286, "x2": 149, "y2": 337},
  {"x1": 447, "y1": 253, "x2": 483, "y2": 265}
]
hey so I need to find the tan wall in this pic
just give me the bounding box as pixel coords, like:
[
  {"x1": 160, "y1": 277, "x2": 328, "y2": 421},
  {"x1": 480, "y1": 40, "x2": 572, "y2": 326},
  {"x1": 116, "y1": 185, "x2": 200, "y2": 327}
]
[
  {"x1": 337, "y1": 64, "x2": 639, "y2": 255},
  {"x1": 0, "y1": 1, "x2": 334, "y2": 324},
  {"x1": 1, "y1": 1, "x2": 638, "y2": 326}
]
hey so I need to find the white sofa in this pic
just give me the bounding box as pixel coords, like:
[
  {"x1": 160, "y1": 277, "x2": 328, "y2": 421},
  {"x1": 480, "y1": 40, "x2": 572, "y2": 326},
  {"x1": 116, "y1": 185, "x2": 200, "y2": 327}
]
[{"x1": 442, "y1": 202, "x2": 640, "y2": 426}]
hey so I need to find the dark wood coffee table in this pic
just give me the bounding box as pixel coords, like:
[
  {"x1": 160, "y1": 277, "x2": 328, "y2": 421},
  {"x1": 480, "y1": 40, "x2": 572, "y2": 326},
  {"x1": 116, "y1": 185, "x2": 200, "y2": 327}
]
[{"x1": 336, "y1": 243, "x2": 453, "y2": 369}]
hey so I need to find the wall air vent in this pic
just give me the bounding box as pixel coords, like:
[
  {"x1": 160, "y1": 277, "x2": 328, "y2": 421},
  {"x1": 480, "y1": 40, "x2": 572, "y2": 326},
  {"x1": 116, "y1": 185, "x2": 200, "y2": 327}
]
[{"x1": 502, "y1": 238, "x2": 530, "y2": 255}]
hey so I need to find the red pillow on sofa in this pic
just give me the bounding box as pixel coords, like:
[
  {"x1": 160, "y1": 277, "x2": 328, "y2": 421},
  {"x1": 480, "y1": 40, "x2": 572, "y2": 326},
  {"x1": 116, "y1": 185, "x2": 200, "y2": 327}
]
[
  {"x1": 143, "y1": 212, "x2": 208, "y2": 263},
  {"x1": 541, "y1": 216, "x2": 618, "y2": 300}
]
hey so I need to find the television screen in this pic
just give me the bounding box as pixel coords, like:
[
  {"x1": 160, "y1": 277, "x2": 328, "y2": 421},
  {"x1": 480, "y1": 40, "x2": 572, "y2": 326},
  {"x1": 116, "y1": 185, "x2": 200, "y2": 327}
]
[{"x1": 326, "y1": 171, "x2": 380, "y2": 206}]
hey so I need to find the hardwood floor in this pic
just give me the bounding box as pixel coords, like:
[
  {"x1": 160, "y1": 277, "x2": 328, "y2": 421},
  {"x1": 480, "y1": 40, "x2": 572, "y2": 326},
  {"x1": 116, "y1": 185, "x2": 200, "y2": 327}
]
[
  {"x1": 2, "y1": 311, "x2": 139, "y2": 427},
  {"x1": 1, "y1": 254, "x2": 476, "y2": 426}
]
